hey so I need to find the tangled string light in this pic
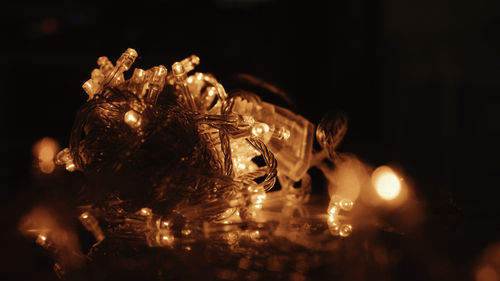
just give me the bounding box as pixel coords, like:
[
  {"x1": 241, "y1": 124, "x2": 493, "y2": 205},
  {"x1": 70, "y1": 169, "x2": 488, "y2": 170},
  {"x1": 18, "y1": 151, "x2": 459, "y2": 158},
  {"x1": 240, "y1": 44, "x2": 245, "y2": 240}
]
[{"x1": 21, "y1": 48, "x2": 413, "y2": 280}]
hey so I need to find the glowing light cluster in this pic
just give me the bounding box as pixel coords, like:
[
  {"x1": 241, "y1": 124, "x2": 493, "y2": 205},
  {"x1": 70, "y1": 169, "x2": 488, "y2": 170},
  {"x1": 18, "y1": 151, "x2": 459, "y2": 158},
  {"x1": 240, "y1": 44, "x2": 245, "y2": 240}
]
[{"x1": 23, "y1": 48, "x2": 416, "y2": 279}]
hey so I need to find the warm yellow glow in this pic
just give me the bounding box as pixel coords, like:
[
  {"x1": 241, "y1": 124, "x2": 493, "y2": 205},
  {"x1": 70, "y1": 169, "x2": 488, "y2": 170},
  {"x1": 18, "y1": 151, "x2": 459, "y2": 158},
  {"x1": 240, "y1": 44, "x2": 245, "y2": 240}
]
[
  {"x1": 33, "y1": 137, "x2": 60, "y2": 174},
  {"x1": 328, "y1": 205, "x2": 337, "y2": 216},
  {"x1": 328, "y1": 214, "x2": 335, "y2": 223},
  {"x1": 476, "y1": 265, "x2": 498, "y2": 281},
  {"x1": 39, "y1": 146, "x2": 55, "y2": 162},
  {"x1": 39, "y1": 234, "x2": 47, "y2": 241},
  {"x1": 173, "y1": 62, "x2": 183, "y2": 75},
  {"x1": 208, "y1": 87, "x2": 215, "y2": 97},
  {"x1": 372, "y1": 166, "x2": 401, "y2": 200},
  {"x1": 39, "y1": 162, "x2": 55, "y2": 174},
  {"x1": 65, "y1": 162, "x2": 76, "y2": 172},
  {"x1": 124, "y1": 110, "x2": 141, "y2": 128},
  {"x1": 140, "y1": 208, "x2": 151, "y2": 216},
  {"x1": 251, "y1": 123, "x2": 270, "y2": 137},
  {"x1": 80, "y1": 213, "x2": 89, "y2": 220},
  {"x1": 339, "y1": 224, "x2": 352, "y2": 237}
]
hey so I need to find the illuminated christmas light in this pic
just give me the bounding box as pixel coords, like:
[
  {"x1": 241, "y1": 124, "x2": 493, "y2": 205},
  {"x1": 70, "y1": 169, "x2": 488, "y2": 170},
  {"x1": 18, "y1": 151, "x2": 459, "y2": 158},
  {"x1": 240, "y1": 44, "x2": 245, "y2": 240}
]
[
  {"x1": 124, "y1": 110, "x2": 142, "y2": 128},
  {"x1": 372, "y1": 166, "x2": 401, "y2": 200},
  {"x1": 24, "y1": 48, "x2": 413, "y2": 279}
]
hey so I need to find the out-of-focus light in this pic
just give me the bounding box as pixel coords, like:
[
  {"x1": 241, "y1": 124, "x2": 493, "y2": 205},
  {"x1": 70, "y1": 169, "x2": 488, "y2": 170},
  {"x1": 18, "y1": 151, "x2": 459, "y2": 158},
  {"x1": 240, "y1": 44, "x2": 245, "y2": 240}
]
[
  {"x1": 476, "y1": 265, "x2": 498, "y2": 281},
  {"x1": 33, "y1": 137, "x2": 60, "y2": 174},
  {"x1": 339, "y1": 224, "x2": 352, "y2": 237},
  {"x1": 40, "y1": 162, "x2": 56, "y2": 174},
  {"x1": 251, "y1": 123, "x2": 270, "y2": 137},
  {"x1": 372, "y1": 166, "x2": 401, "y2": 200},
  {"x1": 41, "y1": 17, "x2": 59, "y2": 35}
]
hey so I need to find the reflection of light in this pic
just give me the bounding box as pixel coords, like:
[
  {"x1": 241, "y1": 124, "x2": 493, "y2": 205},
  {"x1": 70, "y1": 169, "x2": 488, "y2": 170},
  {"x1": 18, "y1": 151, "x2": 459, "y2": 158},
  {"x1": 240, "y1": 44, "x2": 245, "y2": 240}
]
[{"x1": 372, "y1": 166, "x2": 401, "y2": 200}]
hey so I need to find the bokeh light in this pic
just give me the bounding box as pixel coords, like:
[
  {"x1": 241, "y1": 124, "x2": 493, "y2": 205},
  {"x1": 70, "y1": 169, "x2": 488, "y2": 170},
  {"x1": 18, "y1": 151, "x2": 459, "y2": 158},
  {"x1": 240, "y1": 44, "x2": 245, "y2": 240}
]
[
  {"x1": 372, "y1": 166, "x2": 401, "y2": 200},
  {"x1": 32, "y1": 137, "x2": 59, "y2": 174}
]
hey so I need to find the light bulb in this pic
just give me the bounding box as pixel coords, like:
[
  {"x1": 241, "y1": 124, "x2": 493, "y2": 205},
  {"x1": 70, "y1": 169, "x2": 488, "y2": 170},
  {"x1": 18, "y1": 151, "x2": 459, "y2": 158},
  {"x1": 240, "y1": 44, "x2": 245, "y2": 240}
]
[
  {"x1": 372, "y1": 166, "x2": 401, "y2": 200},
  {"x1": 124, "y1": 110, "x2": 142, "y2": 128}
]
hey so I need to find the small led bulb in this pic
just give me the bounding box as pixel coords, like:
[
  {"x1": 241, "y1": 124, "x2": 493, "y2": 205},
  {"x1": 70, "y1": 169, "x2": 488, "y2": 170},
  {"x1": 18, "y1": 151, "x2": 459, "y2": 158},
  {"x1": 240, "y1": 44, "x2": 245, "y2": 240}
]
[
  {"x1": 65, "y1": 161, "x2": 76, "y2": 172},
  {"x1": 139, "y1": 207, "x2": 152, "y2": 217},
  {"x1": 116, "y1": 48, "x2": 138, "y2": 71},
  {"x1": 55, "y1": 148, "x2": 77, "y2": 172},
  {"x1": 97, "y1": 56, "x2": 113, "y2": 74},
  {"x1": 131, "y1": 68, "x2": 145, "y2": 82},
  {"x1": 172, "y1": 62, "x2": 185, "y2": 76},
  {"x1": 339, "y1": 199, "x2": 354, "y2": 211},
  {"x1": 91, "y1": 68, "x2": 105, "y2": 82},
  {"x1": 124, "y1": 110, "x2": 142, "y2": 128},
  {"x1": 251, "y1": 123, "x2": 270, "y2": 138},
  {"x1": 339, "y1": 224, "x2": 352, "y2": 237},
  {"x1": 276, "y1": 127, "x2": 291, "y2": 140},
  {"x1": 79, "y1": 212, "x2": 105, "y2": 242},
  {"x1": 36, "y1": 233, "x2": 48, "y2": 247},
  {"x1": 82, "y1": 79, "x2": 99, "y2": 99}
]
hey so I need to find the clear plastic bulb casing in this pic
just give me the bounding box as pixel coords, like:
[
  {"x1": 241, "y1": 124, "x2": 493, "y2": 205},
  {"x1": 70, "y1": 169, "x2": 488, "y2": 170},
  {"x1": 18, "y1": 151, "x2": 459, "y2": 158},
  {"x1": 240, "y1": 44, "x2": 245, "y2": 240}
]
[
  {"x1": 231, "y1": 99, "x2": 314, "y2": 181},
  {"x1": 327, "y1": 195, "x2": 354, "y2": 237}
]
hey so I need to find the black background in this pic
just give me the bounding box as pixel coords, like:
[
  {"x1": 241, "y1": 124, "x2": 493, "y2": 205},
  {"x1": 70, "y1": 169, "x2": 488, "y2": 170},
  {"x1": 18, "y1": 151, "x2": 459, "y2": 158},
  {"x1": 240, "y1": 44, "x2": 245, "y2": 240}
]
[{"x1": 1, "y1": 1, "x2": 500, "y2": 280}]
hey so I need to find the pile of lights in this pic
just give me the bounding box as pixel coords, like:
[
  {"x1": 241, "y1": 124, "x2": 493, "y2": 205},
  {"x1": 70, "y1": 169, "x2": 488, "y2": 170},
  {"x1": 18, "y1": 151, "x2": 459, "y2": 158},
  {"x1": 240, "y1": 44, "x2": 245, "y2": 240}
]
[{"x1": 22, "y1": 49, "x2": 412, "y2": 280}]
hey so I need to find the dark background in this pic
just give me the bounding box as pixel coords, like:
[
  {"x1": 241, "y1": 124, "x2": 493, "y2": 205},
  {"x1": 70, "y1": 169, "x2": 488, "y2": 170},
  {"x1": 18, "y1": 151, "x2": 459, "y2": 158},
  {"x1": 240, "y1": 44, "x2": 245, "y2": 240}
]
[{"x1": 1, "y1": 1, "x2": 500, "y2": 280}]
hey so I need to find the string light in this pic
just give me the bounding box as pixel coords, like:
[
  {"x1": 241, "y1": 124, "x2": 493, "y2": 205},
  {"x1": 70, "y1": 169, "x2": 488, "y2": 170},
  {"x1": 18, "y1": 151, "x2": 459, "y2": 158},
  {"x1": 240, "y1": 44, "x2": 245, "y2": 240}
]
[{"x1": 22, "y1": 48, "x2": 412, "y2": 279}]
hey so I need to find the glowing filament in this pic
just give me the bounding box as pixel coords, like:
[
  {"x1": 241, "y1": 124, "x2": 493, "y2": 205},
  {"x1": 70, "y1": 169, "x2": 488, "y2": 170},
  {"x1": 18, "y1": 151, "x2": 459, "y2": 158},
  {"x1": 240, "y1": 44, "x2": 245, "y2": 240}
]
[{"x1": 372, "y1": 166, "x2": 401, "y2": 200}]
